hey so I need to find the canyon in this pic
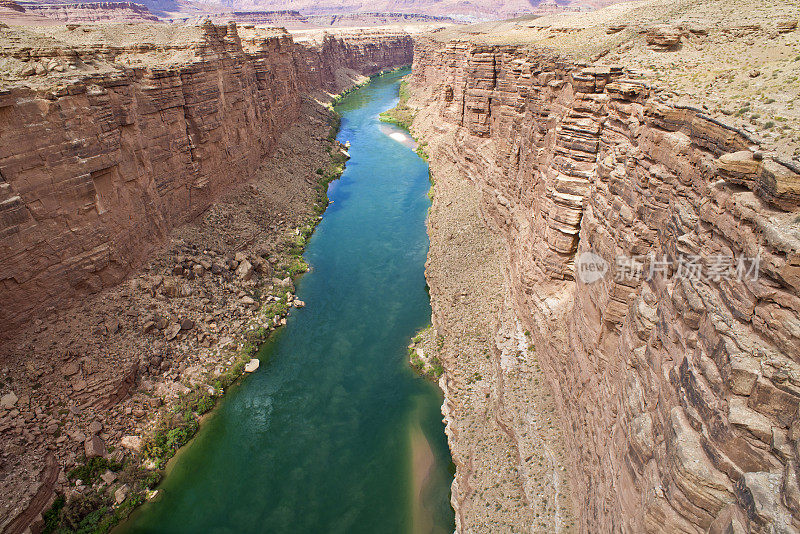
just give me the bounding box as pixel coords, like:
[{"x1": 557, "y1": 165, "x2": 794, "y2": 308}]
[
  {"x1": 18, "y1": 2, "x2": 160, "y2": 23},
  {"x1": 0, "y1": 22, "x2": 411, "y2": 533},
  {"x1": 1, "y1": 0, "x2": 800, "y2": 532},
  {"x1": 0, "y1": 23, "x2": 411, "y2": 335},
  {"x1": 406, "y1": 0, "x2": 800, "y2": 531}
]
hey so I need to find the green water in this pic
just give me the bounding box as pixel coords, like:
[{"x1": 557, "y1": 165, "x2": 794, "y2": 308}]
[{"x1": 120, "y1": 69, "x2": 455, "y2": 534}]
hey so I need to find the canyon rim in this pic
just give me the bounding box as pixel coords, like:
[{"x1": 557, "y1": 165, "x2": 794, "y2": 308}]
[{"x1": 2, "y1": 0, "x2": 800, "y2": 533}]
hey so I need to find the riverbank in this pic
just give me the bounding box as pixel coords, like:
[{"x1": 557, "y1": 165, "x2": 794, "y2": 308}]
[
  {"x1": 114, "y1": 67, "x2": 454, "y2": 534},
  {"x1": 380, "y1": 67, "x2": 574, "y2": 530},
  {"x1": 0, "y1": 95, "x2": 348, "y2": 533}
]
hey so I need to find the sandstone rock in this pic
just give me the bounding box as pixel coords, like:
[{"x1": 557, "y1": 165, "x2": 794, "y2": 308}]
[
  {"x1": 725, "y1": 354, "x2": 760, "y2": 395},
  {"x1": 120, "y1": 435, "x2": 143, "y2": 451},
  {"x1": 645, "y1": 26, "x2": 682, "y2": 50},
  {"x1": 241, "y1": 296, "x2": 255, "y2": 306},
  {"x1": 164, "y1": 323, "x2": 181, "y2": 341},
  {"x1": 236, "y1": 259, "x2": 254, "y2": 281},
  {"x1": 293, "y1": 300, "x2": 305, "y2": 308},
  {"x1": 63, "y1": 361, "x2": 80, "y2": 376},
  {"x1": 114, "y1": 485, "x2": 129, "y2": 505},
  {"x1": 88, "y1": 421, "x2": 103, "y2": 435},
  {"x1": 1, "y1": 391, "x2": 18, "y2": 409},
  {"x1": 716, "y1": 151, "x2": 760, "y2": 186},
  {"x1": 161, "y1": 279, "x2": 178, "y2": 298},
  {"x1": 736, "y1": 472, "x2": 793, "y2": 530},
  {"x1": 777, "y1": 19, "x2": 798, "y2": 33},
  {"x1": 84, "y1": 435, "x2": 105, "y2": 458},
  {"x1": 728, "y1": 397, "x2": 773, "y2": 443},
  {"x1": 244, "y1": 359, "x2": 260, "y2": 373},
  {"x1": 756, "y1": 159, "x2": 800, "y2": 210},
  {"x1": 154, "y1": 315, "x2": 169, "y2": 330},
  {"x1": 100, "y1": 470, "x2": 117, "y2": 485},
  {"x1": 408, "y1": 34, "x2": 800, "y2": 533}
]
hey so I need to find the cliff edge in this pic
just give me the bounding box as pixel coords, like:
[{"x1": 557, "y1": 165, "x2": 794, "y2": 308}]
[{"x1": 409, "y1": 0, "x2": 800, "y2": 531}]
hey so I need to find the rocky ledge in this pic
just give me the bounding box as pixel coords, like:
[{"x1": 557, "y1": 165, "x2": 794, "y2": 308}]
[
  {"x1": 0, "y1": 22, "x2": 411, "y2": 533},
  {"x1": 407, "y1": 0, "x2": 800, "y2": 532}
]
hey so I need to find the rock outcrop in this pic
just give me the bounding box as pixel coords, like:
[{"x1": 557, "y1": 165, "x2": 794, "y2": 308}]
[
  {"x1": 410, "y1": 29, "x2": 800, "y2": 534},
  {"x1": 20, "y1": 2, "x2": 160, "y2": 23},
  {"x1": 0, "y1": 24, "x2": 412, "y2": 337}
]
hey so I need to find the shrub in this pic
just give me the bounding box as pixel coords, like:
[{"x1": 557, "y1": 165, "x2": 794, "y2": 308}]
[
  {"x1": 42, "y1": 494, "x2": 65, "y2": 534},
  {"x1": 67, "y1": 457, "x2": 122, "y2": 485}
]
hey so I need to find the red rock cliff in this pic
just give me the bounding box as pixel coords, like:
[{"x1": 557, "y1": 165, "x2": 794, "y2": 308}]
[
  {"x1": 0, "y1": 23, "x2": 412, "y2": 334},
  {"x1": 410, "y1": 36, "x2": 800, "y2": 533}
]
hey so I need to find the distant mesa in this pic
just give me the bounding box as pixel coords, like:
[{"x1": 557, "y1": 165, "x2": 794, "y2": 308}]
[
  {"x1": 1, "y1": 0, "x2": 637, "y2": 25},
  {"x1": 14, "y1": 1, "x2": 160, "y2": 22},
  {"x1": 0, "y1": 0, "x2": 26, "y2": 12}
]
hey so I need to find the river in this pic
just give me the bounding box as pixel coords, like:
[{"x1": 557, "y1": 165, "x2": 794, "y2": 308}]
[{"x1": 119, "y1": 68, "x2": 455, "y2": 534}]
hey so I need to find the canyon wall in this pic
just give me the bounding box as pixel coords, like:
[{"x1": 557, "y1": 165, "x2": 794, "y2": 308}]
[
  {"x1": 20, "y1": 2, "x2": 160, "y2": 23},
  {"x1": 410, "y1": 38, "x2": 800, "y2": 533},
  {"x1": 0, "y1": 24, "x2": 412, "y2": 335}
]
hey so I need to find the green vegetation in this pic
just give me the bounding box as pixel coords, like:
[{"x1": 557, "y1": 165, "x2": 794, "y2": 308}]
[
  {"x1": 415, "y1": 141, "x2": 429, "y2": 162},
  {"x1": 379, "y1": 80, "x2": 416, "y2": 129},
  {"x1": 42, "y1": 495, "x2": 65, "y2": 534},
  {"x1": 67, "y1": 457, "x2": 123, "y2": 485},
  {"x1": 142, "y1": 409, "x2": 200, "y2": 470},
  {"x1": 40, "y1": 76, "x2": 357, "y2": 534},
  {"x1": 406, "y1": 325, "x2": 445, "y2": 381},
  {"x1": 43, "y1": 458, "x2": 160, "y2": 534},
  {"x1": 429, "y1": 356, "x2": 444, "y2": 379}
]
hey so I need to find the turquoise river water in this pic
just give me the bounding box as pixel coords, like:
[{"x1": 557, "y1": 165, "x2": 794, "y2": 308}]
[{"x1": 120, "y1": 68, "x2": 455, "y2": 533}]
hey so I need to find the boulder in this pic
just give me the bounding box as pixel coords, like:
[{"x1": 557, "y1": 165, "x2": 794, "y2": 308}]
[
  {"x1": 100, "y1": 470, "x2": 117, "y2": 485},
  {"x1": 120, "y1": 435, "x2": 143, "y2": 451},
  {"x1": 645, "y1": 26, "x2": 682, "y2": 50},
  {"x1": 244, "y1": 359, "x2": 260, "y2": 373},
  {"x1": 179, "y1": 318, "x2": 194, "y2": 331},
  {"x1": 236, "y1": 259, "x2": 254, "y2": 281},
  {"x1": 164, "y1": 323, "x2": 181, "y2": 341},
  {"x1": 84, "y1": 435, "x2": 106, "y2": 458},
  {"x1": 1, "y1": 391, "x2": 18, "y2": 409},
  {"x1": 114, "y1": 485, "x2": 129, "y2": 505}
]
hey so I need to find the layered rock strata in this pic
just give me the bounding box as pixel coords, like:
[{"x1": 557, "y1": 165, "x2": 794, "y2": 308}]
[
  {"x1": 20, "y1": 2, "x2": 160, "y2": 23},
  {"x1": 0, "y1": 23, "x2": 412, "y2": 336},
  {"x1": 410, "y1": 33, "x2": 800, "y2": 533},
  {"x1": 0, "y1": 24, "x2": 411, "y2": 532}
]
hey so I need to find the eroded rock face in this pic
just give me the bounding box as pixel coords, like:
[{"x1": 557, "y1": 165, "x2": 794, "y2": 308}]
[
  {"x1": 21, "y1": 2, "x2": 160, "y2": 23},
  {"x1": 410, "y1": 37, "x2": 800, "y2": 533},
  {"x1": 0, "y1": 24, "x2": 412, "y2": 337}
]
